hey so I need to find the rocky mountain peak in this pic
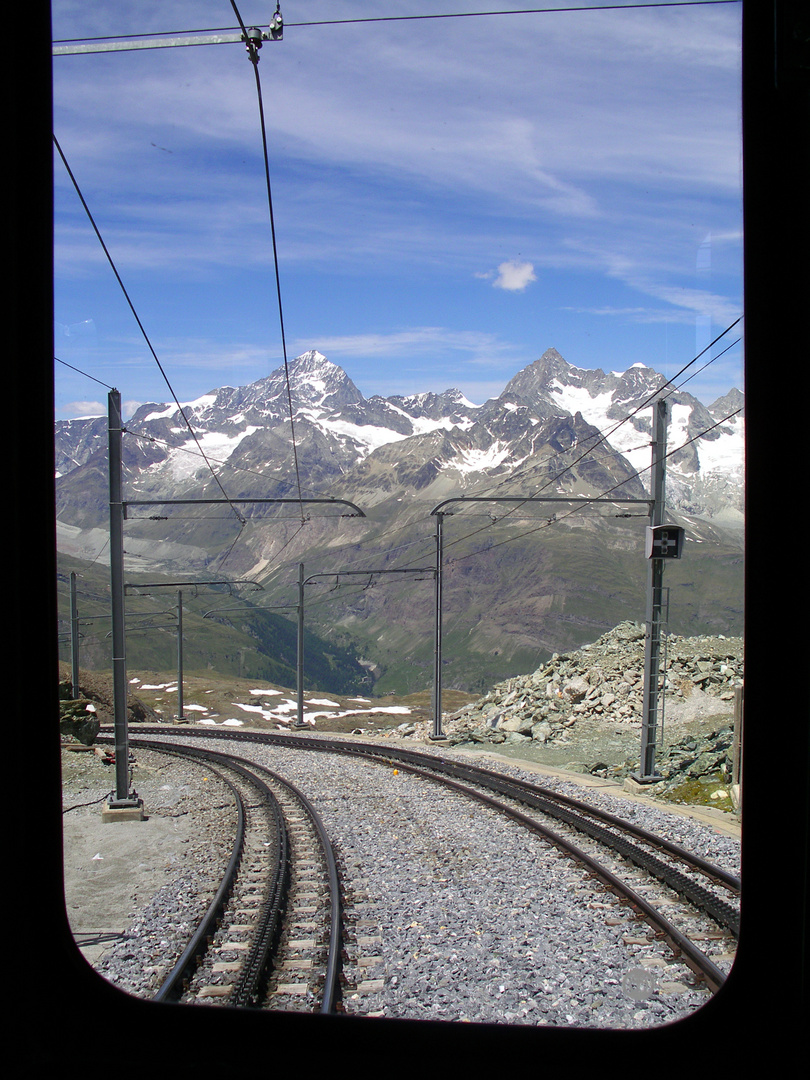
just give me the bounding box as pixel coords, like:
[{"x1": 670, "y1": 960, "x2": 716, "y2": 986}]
[
  {"x1": 54, "y1": 344, "x2": 744, "y2": 549},
  {"x1": 54, "y1": 346, "x2": 744, "y2": 693},
  {"x1": 285, "y1": 350, "x2": 365, "y2": 412},
  {"x1": 708, "y1": 386, "x2": 744, "y2": 420}
]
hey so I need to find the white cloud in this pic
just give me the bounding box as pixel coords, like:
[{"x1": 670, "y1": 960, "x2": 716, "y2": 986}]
[
  {"x1": 492, "y1": 260, "x2": 537, "y2": 292},
  {"x1": 51, "y1": 2, "x2": 743, "y2": 418},
  {"x1": 62, "y1": 400, "x2": 105, "y2": 419},
  {"x1": 291, "y1": 327, "x2": 514, "y2": 360}
]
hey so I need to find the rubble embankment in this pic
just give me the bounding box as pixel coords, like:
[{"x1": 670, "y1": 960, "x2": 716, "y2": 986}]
[{"x1": 400, "y1": 622, "x2": 743, "y2": 807}]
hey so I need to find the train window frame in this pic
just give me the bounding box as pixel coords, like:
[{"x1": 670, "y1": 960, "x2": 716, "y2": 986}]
[{"x1": 15, "y1": 0, "x2": 807, "y2": 1064}]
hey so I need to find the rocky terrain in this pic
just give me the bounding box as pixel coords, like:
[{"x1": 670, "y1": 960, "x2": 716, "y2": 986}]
[
  {"x1": 441, "y1": 621, "x2": 741, "y2": 742},
  {"x1": 59, "y1": 621, "x2": 743, "y2": 811},
  {"x1": 415, "y1": 621, "x2": 743, "y2": 808},
  {"x1": 54, "y1": 348, "x2": 744, "y2": 695}
]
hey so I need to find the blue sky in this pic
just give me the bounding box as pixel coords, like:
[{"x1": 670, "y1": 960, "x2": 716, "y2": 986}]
[{"x1": 52, "y1": 1, "x2": 744, "y2": 421}]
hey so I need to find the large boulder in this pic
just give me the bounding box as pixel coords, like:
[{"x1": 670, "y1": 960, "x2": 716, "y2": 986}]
[{"x1": 59, "y1": 697, "x2": 101, "y2": 745}]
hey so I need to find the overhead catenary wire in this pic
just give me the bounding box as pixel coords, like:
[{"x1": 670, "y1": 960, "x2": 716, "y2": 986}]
[
  {"x1": 52, "y1": 2, "x2": 742, "y2": 50},
  {"x1": 445, "y1": 403, "x2": 743, "y2": 565},
  {"x1": 122, "y1": 426, "x2": 335, "y2": 501},
  {"x1": 52, "y1": 135, "x2": 247, "y2": 531},
  {"x1": 440, "y1": 318, "x2": 742, "y2": 552},
  {"x1": 669, "y1": 336, "x2": 741, "y2": 396},
  {"x1": 228, "y1": 0, "x2": 306, "y2": 525},
  {"x1": 224, "y1": 318, "x2": 742, "y2": 592},
  {"x1": 481, "y1": 318, "x2": 741, "y2": 503},
  {"x1": 283, "y1": 1, "x2": 740, "y2": 27},
  {"x1": 52, "y1": 5, "x2": 743, "y2": 600},
  {"x1": 55, "y1": 356, "x2": 114, "y2": 390}
]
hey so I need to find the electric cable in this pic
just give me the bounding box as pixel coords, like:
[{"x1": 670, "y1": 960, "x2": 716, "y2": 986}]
[
  {"x1": 53, "y1": 5, "x2": 743, "y2": 607},
  {"x1": 284, "y1": 1, "x2": 740, "y2": 27},
  {"x1": 55, "y1": 356, "x2": 113, "y2": 389},
  {"x1": 228, "y1": 0, "x2": 306, "y2": 525},
  {"x1": 53, "y1": 135, "x2": 246, "y2": 528},
  {"x1": 52, "y1": 2, "x2": 742, "y2": 49},
  {"x1": 155, "y1": 318, "x2": 742, "y2": 591},
  {"x1": 441, "y1": 318, "x2": 742, "y2": 552},
  {"x1": 666, "y1": 336, "x2": 741, "y2": 397},
  {"x1": 446, "y1": 404, "x2": 742, "y2": 565},
  {"x1": 122, "y1": 425, "x2": 334, "y2": 499}
]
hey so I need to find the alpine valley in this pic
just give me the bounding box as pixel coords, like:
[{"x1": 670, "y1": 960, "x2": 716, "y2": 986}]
[{"x1": 54, "y1": 348, "x2": 744, "y2": 695}]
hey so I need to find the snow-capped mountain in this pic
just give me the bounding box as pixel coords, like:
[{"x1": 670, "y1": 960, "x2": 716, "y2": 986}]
[
  {"x1": 55, "y1": 347, "x2": 743, "y2": 511},
  {"x1": 54, "y1": 348, "x2": 744, "y2": 692}
]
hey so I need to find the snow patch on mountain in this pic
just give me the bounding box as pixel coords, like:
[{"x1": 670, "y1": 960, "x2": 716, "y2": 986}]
[
  {"x1": 143, "y1": 393, "x2": 219, "y2": 422},
  {"x1": 151, "y1": 427, "x2": 260, "y2": 482},
  {"x1": 54, "y1": 346, "x2": 744, "y2": 542},
  {"x1": 550, "y1": 381, "x2": 617, "y2": 437},
  {"x1": 308, "y1": 413, "x2": 411, "y2": 456},
  {"x1": 455, "y1": 441, "x2": 514, "y2": 474},
  {"x1": 699, "y1": 419, "x2": 744, "y2": 475}
]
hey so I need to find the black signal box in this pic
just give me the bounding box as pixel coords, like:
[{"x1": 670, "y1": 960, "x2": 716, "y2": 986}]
[{"x1": 645, "y1": 524, "x2": 685, "y2": 559}]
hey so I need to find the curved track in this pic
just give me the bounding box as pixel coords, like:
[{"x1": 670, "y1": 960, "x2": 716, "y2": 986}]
[
  {"x1": 107, "y1": 726, "x2": 739, "y2": 1005},
  {"x1": 103, "y1": 736, "x2": 343, "y2": 1012}
]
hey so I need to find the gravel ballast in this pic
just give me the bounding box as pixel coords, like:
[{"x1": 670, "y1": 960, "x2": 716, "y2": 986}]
[{"x1": 61, "y1": 732, "x2": 740, "y2": 1030}]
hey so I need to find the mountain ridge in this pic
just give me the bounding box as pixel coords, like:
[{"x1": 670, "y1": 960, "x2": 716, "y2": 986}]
[
  {"x1": 55, "y1": 346, "x2": 743, "y2": 508},
  {"x1": 54, "y1": 347, "x2": 744, "y2": 694}
]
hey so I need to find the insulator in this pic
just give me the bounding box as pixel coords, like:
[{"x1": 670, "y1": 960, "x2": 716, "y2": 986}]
[{"x1": 244, "y1": 27, "x2": 263, "y2": 52}]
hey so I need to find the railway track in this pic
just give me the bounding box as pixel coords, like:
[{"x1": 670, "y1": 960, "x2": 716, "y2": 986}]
[
  {"x1": 96, "y1": 725, "x2": 739, "y2": 1021},
  {"x1": 100, "y1": 737, "x2": 342, "y2": 1012}
]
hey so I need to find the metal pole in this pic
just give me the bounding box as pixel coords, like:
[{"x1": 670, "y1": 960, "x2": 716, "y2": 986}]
[
  {"x1": 731, "y1": 683, "x2": 743, "y2": 811},
  {"x1": 432, "y1": 512, "x2": 445, "y2": 739},
  {"x1": 636, "y1": 400, "x2": 668, "y2": 782},
  {"x1": 70, "y1": 571, "x2": 80, "y2": 698},
  {"x1": 428, "y1": 495, "x2": 651, "y2": 742},
  {"x1": 176, "y1": 590, "x2": 186, "y2": 722},
  {"x1": 296, "y1": 563, "x2": 305, "y2": 727},
  {"x1": 108, "y1": 389, "x2": 138, "y2": 807}
]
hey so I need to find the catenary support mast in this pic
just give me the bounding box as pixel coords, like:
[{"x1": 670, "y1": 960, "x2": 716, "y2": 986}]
[
  {"x1": 636, "y1": 399, "x2": 669, "y2": 782},
  {"x1": 107, "y1": 390, "x2": 142, "y2": 814}
]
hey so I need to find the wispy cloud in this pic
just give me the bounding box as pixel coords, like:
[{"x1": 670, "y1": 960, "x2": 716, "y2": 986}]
[
  {"x1": 291, "y1": 327, "x2": 523, "y2": 363},
  {"x1": 289, "y1": 327, "x2": 533, "y2": 399},
  {"x1": 51, "y1": 1, "x2": 743, "y2": 418},
  {"x1": 61, "y1": 400, "x2": 106, "y2": 419}
]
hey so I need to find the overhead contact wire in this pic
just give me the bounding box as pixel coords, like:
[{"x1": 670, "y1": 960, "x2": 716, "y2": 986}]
[
  {"x1": 448, "y1": 405, "x2": 743, "y2": 564},
  {"x1": 229, "y1": 1, "x2": 306, "y2": 525},
  {"x1": 52, "y1": 2, "x2": 742, "y2": 50}
]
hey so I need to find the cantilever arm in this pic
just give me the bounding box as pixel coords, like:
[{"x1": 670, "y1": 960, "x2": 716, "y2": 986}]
[{"x1": 124, "y1": 496, "x2": 366, "y2": 518}]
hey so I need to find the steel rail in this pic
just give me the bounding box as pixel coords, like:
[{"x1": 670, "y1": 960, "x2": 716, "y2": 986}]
[
  {"x1": 103, "y1": 738, "x2": 288, "y2": 1007},
  {"x1": 128, "y1": 726, "x2": 730, "y2": 994},
  {"x1": 211, "y1": 749, "x2": 343, "y2": 1014},
  {"x1": 148, "y1": 752, "x2": 248, "y2": 1003},
  {"x1": 327, "y1": 743, "x2": 741, "y2": 933},
  {"x1": 446, "y1": 756, "x2": 741, "y2": 891},
  {"x1": 125, "y1": 735, "x2": 342, "y2": 1013},
  {"x1": 200, "y1": 752, "x2": 289, "y2": 1009},
  {"x1": 143, "y1": 741, "x2": 290, "y2": 1007},
  {"x1": 127, "y1": 726, "x2": 739, "y2": 895},
  {"x1": 325, "y1": 743, "x2": 740, "y2": 934},
  {"x1": 431, "y1": 769, "x2": 729, "y2": 993},
  {"x1": 355, "y1": 750, "x2": 739, "y2": 946},
  {"x1": 293, "y1": 734, "x2": 740, "y2": 891}
]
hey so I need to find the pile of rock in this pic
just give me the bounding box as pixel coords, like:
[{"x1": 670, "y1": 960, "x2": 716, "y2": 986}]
[
  {"x1": 581, "y1": 725, "x2": 739, "y2": 808},
  {"x1": 58, "y1": 668, "x2": 161, "y2": 745},
  {"x1": 58, "y1": 693, "x2": 101, "y2": 746},
  {"x1": 439, "y1": 622, "x2": 743, "y2": 750}
]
